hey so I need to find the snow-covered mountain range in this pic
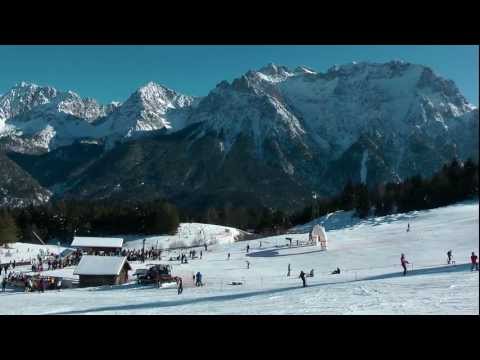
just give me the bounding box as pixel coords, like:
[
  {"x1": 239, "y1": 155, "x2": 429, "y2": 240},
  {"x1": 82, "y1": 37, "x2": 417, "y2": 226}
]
[
  {"x1": 1, "y1": 61, "x2": 478, "y2": 208},
  {"x1": 0, "y1": 81, "x2": 197, "y2": 153}
]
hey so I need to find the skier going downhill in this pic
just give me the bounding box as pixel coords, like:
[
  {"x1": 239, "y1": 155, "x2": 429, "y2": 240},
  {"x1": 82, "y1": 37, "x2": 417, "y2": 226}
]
[{"x1": 401, "y1": 253, "x2": 409, "y2": 276}]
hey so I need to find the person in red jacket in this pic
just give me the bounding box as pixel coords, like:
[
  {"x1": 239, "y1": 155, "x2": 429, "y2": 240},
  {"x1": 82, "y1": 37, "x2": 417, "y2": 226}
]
[
  {"x1": 401, "y1": 253, "x2": 409, "y2": 276},
  {"x1": 471, "y1": 252, "x2": 478, "y2": 271}
]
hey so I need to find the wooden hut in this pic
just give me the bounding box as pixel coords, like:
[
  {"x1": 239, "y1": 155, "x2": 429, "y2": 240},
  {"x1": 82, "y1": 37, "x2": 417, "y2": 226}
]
[
  {"x1": 73, "y1": 255, "x2": 131, "y2": 287},
  {"x1": 71, "y1": 237, "x2": 124, "y2": 255}
]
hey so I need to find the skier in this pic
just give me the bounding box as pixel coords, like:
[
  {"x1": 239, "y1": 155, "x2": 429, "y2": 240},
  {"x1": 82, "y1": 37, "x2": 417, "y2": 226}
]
[
  {"x1": 407, "y1": 223, "x2": 410, "y2": 232},
  {"x1": 204, "y1": 244, "x2": 208, "y2": 252},
  {"x1": 195, "y1": 272, "x2": 203, "y2": 287},
  {"x1": 259, "y1": 241, "x2": 262, "y2": 248},
  {"x1": 246, "y1": 244, "x2": 250, "y2": 253},
  {"x1": 200, "y1": 250, "x2": 202, "y2": 259},
  {"x1": 227, "y1": 253, "x2": 231, "y2": 260},
  {"x1": 287, "y1": 264, "x2": 291, "y2": 277},
  {"x1": 12, "y1": 260, "x2": 15, "y2": 269},
  {"x1": 447, "y1": 250, "x2": 453, "y2": 264},
  {"x1": 299, "y1": 270, "x2": 306, "y2": 287},
  {"x1": 1, "y1": 277, "x2": 6, "y2": 292},
  {"x1": 246, "y1": 261, "x2": 250, "y2": 269},
  {"x1": 177, "y1": 278, "x2": 183, "y2": 295},
  {"x1": 471, "y1": 252, "x2": 479, "y2": 271},
  {"x1": 401, "y1": 253, "x2": 409, "y2": 276}
]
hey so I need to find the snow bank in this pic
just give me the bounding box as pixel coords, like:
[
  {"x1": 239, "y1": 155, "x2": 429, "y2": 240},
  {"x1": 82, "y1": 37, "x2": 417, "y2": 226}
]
[{"x1": 123, "y1": 223, "x2": 247, "y2": 250}]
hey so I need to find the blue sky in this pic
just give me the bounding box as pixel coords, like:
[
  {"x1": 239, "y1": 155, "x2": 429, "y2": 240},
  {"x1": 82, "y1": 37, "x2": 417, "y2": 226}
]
[{"x1": 0, "y1": 45, "x2": 477, "y2": 105}]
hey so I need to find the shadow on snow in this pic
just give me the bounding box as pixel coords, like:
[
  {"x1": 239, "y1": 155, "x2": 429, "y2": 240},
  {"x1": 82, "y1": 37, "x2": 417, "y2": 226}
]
[{"x1": 51, "y1": 263, "x2": 474, "y2": 315}]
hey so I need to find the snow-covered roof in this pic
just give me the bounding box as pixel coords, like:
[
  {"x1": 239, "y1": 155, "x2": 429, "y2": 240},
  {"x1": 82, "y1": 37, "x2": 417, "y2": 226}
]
[
  {"x1": 73, "y1": 256, "x2": 130, "y2": 276},
  {"x1": 59, "y1": 248, "x2": 76, "y2": 258},
  {"x1": 71, "y1": 236, "x2": 124, "y2": 249}
]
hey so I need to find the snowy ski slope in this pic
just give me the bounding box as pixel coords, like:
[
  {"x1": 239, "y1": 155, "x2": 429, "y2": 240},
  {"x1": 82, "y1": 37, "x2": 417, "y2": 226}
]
[{"x1": 0, "y1": 201, "x2": 478, "y2": 314}]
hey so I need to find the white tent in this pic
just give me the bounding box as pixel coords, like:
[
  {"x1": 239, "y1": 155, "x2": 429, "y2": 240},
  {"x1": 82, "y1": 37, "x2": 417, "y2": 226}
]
[{"x1": 310, "y1": 224, "x2": 328, "y2": 250}]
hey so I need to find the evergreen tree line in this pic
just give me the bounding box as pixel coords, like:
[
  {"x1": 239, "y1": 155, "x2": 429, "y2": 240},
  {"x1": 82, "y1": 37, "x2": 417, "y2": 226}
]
[
  {"x1": 292, "y1": 158, "x2": 479, "y2": 224},
  {"x1": 0, "y1": 199, "x2": 180, "y2": 245},
  {"x1": 0, "y1": 158, "x2": 477, "y2": 245},
  {"x1": 181, "y1": 159, "x2": 479, "y2": 233}
]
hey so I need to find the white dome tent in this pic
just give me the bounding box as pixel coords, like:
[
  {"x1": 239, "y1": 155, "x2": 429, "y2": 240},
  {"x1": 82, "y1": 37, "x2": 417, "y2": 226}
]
[{"x1": 310, "y1": 224, "x2": 328, "y2": 250}]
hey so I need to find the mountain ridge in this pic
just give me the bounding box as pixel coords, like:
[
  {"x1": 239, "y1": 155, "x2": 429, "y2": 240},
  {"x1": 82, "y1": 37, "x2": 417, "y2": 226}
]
[{"x1": 1, "y1": 61, "x2": 478, "y2": 209}]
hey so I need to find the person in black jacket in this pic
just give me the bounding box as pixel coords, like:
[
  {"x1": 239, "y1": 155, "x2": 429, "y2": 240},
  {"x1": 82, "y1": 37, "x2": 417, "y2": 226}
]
[
  {"x1": 177, "y1": 278, "x2": 183, "y2": 295},
  {"x1": 299, "y1": 271, "x2": 306, "y2": 287}
]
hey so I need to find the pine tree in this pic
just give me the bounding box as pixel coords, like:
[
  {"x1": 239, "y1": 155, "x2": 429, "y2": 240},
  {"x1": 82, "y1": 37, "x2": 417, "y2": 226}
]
[
  {"x1": 355, "y1": 184, "x2": 370, "y2": 218},
  {"x1": 340, "y1": 179, "x2": 356, "y2": 210},
  {"x1": 0, "y1": 210, "x2": 19, "y2": 245}
]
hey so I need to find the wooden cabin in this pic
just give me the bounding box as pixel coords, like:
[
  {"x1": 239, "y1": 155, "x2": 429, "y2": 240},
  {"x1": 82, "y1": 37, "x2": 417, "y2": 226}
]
[
  {"x1": 73, "y1": 255, "x2": 131, "y2": 287},
  {"x1": 71, "y1": 237, "x2": 124, "y2": 255}
]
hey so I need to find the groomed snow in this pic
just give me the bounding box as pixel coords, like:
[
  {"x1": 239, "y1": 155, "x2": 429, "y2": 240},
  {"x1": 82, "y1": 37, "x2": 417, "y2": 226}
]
[{"x1": 1, "y1": 201, "x2": 478, "y2": 315}]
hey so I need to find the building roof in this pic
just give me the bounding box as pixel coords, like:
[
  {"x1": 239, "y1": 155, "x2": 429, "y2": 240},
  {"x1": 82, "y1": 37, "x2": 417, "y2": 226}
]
[
  {"x1": 73, "y1": 256, "x2": 131, "y2": 276},
  {"x1": 71, "y1": 236, "x2": 124, "y2": 249},
  {"x1": 58, "y1": 248, "x2": 76, "y2": 259}
]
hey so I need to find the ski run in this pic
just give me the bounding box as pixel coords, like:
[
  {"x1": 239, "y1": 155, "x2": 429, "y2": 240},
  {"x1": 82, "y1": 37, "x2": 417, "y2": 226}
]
[{"x1": 0, "y1": 200, "x2": 478, "y2": 315}]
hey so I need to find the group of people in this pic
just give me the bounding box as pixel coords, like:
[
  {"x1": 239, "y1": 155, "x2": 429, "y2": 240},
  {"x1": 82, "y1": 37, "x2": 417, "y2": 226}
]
[
  {"x1": 45, "y1": 253, "x2": 81, "y2": 271},
  {"x1": 123, "y1": 248, "x2": 162, "y2": 262},
  {"x1": 2, "y1": 272, "x2": 62, "y2": 293},
  {"x1": 29, "y1": 250, "x2": 82, "y2": 274},
  {"x1": 188, "y1": 249, "x2": 202, "y2": 259},
  {"x1": 24, "y1": 276, "x2": 62, "y2": 293},
  {"x1": 1, "y1": 260, "x2": 16, "y2": 276},
  {"x1": 292, "y1": 249, "x2": 479, "y2": 289},
  {"x1": 402, "y1": 251, "x2": 479, "y2": 276},
  {"x1": 168, "y1": 247, "x2": 206, "y2": 264}
]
